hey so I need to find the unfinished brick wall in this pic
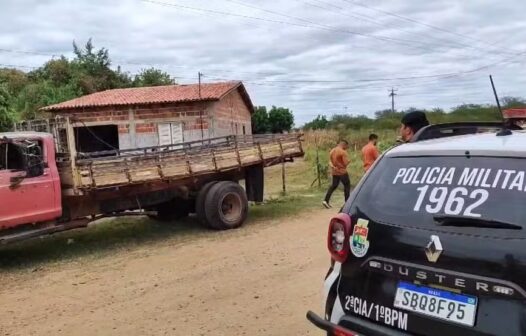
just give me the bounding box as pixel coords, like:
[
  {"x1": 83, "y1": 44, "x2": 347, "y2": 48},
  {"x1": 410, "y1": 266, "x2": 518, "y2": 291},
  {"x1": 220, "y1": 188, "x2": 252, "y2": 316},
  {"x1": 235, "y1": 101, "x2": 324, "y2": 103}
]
[
  {"x1": 57, "y1": 102, "x2": 211, "y2": 149},
  {"x1": 210, "y1": 89, "x2": 252, "y2": 137}
]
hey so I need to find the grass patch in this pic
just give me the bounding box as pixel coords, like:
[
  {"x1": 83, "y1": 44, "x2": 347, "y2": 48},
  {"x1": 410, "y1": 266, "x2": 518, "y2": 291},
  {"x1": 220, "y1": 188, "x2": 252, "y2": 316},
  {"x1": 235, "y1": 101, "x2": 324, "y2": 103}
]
[
  {"x1": 249, "y1": 190, "x2": 343, "y2": 221},
  {"x1": 0, "y1": 188, "x2": 341, "y2": 271},
  {"x1": 0, "y1": 216, "x2": 205, "y2": 270}
]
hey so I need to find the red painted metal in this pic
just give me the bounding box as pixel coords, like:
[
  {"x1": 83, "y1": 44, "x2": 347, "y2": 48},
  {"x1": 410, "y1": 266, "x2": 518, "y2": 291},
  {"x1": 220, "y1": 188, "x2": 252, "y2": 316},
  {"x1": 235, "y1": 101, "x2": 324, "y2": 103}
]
[
  {"x1": 0, "y1": 134, "x2": 62, "y2": 229},
  {"x1": 503, "y1": 108, "x2": 526, "y2": 119}
]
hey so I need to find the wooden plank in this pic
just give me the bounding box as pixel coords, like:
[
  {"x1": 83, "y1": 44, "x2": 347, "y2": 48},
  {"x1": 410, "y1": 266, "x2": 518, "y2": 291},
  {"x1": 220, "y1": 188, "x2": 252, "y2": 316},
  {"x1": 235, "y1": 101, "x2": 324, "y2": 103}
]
[{"x1": 71, "y1": 134, "x2": 304, "y2": 189}]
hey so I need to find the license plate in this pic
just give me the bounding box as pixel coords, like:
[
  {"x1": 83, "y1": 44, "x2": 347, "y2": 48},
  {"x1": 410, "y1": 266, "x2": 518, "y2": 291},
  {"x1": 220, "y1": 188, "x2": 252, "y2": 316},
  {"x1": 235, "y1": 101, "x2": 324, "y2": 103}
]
[{"x1": 394, "y1": 282, "x2": 478, "y2": 327}]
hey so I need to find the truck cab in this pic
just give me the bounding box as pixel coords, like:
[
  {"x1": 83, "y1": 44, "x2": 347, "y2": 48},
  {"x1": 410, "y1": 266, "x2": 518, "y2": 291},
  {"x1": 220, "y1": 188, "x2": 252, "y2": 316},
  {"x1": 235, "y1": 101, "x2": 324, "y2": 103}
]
[{"x1": 0, "y1": 132, "x2": 62, "y2": 229}]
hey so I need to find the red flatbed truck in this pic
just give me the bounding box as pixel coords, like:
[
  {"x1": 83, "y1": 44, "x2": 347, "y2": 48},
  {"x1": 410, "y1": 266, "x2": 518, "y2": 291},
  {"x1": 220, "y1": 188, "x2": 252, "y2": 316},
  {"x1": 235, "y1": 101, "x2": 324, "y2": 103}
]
[
  {"x1": 503, "y1": 108, "x2": 526, "y2": 127},
  {"x1": 0, "y1": 117, "x2": 303, "y2": 244}
]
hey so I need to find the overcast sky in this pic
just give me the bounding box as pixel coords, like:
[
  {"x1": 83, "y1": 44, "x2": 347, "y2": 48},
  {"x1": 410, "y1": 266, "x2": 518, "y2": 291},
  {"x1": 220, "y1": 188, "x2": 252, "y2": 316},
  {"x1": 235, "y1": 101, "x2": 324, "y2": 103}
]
[{"x1": 1, "y1": 0, "x2": 526, "y2": 125}]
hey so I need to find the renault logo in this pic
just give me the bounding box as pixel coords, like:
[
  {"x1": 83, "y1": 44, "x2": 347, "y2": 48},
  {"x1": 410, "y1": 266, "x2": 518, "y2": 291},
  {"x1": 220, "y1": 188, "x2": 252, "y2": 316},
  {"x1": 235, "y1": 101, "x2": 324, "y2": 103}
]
[{"x1": 425, "y1": 235, "x2": 443, "y2": 263}]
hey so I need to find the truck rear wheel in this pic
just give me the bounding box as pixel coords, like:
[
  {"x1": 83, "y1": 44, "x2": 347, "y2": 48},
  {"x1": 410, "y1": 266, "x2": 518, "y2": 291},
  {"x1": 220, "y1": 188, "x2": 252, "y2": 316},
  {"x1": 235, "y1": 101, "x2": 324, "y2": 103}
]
[
  {"x1": 196, "y1": 181, "x2": 218, "y2": 227},
  {"x1": 203, "y1": 181, "x2": 248, "y2": 230},
  {"x1": 153, "y1": 198, "x2": 193, "y2": 222}
]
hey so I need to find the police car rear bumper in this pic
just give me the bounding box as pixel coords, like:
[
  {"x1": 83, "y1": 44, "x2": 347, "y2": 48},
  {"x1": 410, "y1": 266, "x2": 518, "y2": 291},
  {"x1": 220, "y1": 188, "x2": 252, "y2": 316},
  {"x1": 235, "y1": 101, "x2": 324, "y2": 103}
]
[{"x1": 306, "y1": 311, "x2": 411, "y2": 336}]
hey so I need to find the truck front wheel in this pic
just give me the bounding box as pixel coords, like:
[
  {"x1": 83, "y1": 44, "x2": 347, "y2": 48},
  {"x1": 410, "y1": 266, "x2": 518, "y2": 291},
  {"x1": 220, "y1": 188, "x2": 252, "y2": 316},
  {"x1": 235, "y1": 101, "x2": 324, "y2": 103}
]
[{"x1": 203, "y1": 181, "x2": 248, "y2": 230}]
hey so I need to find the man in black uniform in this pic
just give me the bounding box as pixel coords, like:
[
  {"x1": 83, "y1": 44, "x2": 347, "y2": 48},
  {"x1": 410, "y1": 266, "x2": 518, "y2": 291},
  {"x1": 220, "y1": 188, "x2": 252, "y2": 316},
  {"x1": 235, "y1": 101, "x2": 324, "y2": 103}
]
[{"x1": 399, "y1": 110, "x2": 430, "y2": 142}]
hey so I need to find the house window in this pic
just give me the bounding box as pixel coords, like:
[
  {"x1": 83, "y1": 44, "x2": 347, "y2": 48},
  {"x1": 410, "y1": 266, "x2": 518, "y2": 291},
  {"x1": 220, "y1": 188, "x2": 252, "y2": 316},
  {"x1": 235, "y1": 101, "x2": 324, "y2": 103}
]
[
  {"x1": 158, "y1": 122, "x2": 183, "y2": 146},
  {"x1": 242, "y1": 125, "x2": 246, "y2": 135}
]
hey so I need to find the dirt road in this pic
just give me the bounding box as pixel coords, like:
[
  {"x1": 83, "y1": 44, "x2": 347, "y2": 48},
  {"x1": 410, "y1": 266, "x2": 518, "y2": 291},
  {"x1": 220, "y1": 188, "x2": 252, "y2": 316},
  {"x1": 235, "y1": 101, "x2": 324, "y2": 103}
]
[{"x1": 0, "y1": 208, "x2": 334, "y2": 336}]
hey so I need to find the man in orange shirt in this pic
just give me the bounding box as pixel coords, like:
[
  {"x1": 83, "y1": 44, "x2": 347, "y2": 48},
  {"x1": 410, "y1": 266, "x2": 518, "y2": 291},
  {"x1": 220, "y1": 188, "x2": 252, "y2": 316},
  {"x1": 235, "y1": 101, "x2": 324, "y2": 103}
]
[
  {"x1": 323, "y1": 140, "x2": 351, "y2": 208},
  {"x1": 361, "y1": 133, "x2": 379, "y2": 172}
]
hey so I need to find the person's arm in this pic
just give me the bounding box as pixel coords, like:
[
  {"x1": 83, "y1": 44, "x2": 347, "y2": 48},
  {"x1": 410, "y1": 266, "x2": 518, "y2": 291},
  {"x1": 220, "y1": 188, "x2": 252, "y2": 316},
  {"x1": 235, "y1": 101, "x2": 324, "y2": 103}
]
[
  {"x1": 328, "y1": 149, "x2": 335, "y2": 169},
  {"x1": 372, "y1": 147, "x2": 380, "y2": 160},
  {"x1": 342, "y1": 151, "x2": 350, "y2": 168}
]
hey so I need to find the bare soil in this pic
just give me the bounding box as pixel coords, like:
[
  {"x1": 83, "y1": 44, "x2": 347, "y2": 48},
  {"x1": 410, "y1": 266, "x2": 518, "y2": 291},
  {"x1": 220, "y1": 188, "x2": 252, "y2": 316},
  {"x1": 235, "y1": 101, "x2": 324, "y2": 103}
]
[{"x1": 0, "y1": 208, "x2": 333, "y2": 336}]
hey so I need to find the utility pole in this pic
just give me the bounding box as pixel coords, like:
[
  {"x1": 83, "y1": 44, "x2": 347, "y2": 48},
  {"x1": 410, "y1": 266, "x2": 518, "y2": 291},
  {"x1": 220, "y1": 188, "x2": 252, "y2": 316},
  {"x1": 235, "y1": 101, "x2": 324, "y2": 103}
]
[
  {"x1": 198, "y1": 72, "x2": 204, "y2": 140},
  {"x1": 389, "y1": 88, "x2": 398, "y2": 113}
]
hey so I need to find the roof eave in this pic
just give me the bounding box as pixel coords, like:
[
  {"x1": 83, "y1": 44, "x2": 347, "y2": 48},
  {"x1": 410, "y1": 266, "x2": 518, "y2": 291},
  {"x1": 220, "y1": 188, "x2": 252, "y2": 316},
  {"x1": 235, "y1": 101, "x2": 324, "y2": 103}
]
[{"x1": 41, "y1": 98, "x2": 220, "y2": 112}]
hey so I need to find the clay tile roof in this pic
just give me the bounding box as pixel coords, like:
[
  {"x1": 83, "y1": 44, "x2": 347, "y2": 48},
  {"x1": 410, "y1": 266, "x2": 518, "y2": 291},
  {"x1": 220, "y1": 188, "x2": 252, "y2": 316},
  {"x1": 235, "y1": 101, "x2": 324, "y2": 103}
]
[{"x1": 41, "y1": 81, "x2": 251, "y2": 112}]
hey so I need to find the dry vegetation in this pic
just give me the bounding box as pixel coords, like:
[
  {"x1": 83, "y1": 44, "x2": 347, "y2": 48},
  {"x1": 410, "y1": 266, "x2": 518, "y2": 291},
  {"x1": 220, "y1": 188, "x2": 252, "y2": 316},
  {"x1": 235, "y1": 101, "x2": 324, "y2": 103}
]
[{"x1": 303, "y1": 129, "x2": 398, "y2": 186}]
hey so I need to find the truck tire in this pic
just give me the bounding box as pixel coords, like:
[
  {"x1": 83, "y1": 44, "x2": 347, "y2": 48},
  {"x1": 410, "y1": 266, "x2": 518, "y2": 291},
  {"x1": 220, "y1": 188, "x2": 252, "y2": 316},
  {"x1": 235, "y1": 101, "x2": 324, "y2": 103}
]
[
  {"x1": 154, "y1": 198, "x2": 193, "y2": 222},
  {"x1": 196, "y1": 181, "x2": 218, "y2": 227},
  {"x1": 203, "y1": 181, "x2": 248, "y2": 230}
]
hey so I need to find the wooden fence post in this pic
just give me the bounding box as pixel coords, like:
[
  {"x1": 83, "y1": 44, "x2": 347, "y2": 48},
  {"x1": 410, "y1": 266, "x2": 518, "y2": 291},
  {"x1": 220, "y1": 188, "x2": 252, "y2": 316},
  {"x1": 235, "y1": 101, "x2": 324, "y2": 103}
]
[
  {"x1": 234, "y1": 136, "x2": 241, "y2": 167},
  {"x1": 315, "y1": 136, "x2": 321, "y2": 188},
  {"x1": 278, "y1": 139, "x2": 286, "y2": 195}
]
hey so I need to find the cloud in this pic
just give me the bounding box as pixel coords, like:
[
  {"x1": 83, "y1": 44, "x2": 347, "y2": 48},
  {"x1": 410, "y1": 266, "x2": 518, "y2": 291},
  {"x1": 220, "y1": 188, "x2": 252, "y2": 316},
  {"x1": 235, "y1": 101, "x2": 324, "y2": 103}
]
[{"x1": 1, "y1": 0, "x2": 525, "y2": 124}]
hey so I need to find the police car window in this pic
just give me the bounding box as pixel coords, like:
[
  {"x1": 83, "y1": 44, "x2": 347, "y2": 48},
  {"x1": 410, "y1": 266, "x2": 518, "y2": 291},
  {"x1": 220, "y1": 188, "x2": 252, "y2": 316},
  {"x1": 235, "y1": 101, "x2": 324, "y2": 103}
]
[{"x1": 353, "y1": 156, "x2": 526, "y2": 231}]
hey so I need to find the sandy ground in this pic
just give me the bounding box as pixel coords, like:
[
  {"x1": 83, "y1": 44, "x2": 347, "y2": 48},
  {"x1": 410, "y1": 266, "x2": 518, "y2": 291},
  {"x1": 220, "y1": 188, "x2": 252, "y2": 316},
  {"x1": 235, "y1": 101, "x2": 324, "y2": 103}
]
[{"x1": 0, "y1": 208, "x2": 334, "y2": 336}]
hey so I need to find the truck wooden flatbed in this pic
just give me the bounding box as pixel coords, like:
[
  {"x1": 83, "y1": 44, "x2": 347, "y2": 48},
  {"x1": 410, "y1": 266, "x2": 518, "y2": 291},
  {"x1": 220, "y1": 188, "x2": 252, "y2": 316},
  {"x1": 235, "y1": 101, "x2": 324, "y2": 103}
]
[{"x1": 69, "y1": 133, "x2": 302, "y2": 190}]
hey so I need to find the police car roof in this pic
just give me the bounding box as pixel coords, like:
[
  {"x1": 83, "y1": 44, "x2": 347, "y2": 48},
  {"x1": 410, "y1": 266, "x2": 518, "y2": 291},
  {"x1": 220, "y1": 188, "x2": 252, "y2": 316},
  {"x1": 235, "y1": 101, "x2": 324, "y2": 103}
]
[{"x1": 387, "y1": 130, "x2": 526, "y2": 158}]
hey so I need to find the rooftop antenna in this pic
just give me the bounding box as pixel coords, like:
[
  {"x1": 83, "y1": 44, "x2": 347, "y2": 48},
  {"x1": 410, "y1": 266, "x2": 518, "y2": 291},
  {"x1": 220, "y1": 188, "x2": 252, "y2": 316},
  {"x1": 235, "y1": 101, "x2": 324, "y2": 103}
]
[{"x1": 489, "y1": 75, "x2": 512, "y2": 136}]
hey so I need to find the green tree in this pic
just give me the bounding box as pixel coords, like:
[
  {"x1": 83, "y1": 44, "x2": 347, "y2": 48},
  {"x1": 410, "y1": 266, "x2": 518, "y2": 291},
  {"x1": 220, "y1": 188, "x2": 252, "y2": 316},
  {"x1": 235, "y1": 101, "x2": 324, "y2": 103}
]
[
  {"x1": 449, "y1": 104, "x2": 499, "y2": 121},
  {"x1": 251, "y1": 105, "x2": 269, "y2": 134},
  {"x1": 71, "y1": 38, "x2": 131, "y2": 94},
  {"x1": 0, "y1": 85, "x2": 15, "y2": 131},
  {"x1": 33, "y1": 57, "x2": 74, "y2": 86},
  {"x1": 0, "y1": 68, "x2": 29, "y2": 96},
  {"x1": 133, "y1": 68, "x2": 175, "y2": 87},
  {"x1": 268, "y1": 106, "x2": 294, "y2": 133},
  {"x1": 303, "y1": 115, "x2": 329, "y2": 130},
  {"x1": 501, "y1": 96, "x2": 526, "y2": 109},
  {"x1": 14, "y1": 81, "x2": 78, "y2": 120}
]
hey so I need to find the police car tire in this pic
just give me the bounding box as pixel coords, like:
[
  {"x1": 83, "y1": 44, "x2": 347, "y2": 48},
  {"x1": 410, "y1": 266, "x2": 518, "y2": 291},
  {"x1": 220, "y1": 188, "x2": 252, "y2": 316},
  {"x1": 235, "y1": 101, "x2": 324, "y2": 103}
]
[{"x1": 203, "y1": 181, "x2": 248, "y2": 230}]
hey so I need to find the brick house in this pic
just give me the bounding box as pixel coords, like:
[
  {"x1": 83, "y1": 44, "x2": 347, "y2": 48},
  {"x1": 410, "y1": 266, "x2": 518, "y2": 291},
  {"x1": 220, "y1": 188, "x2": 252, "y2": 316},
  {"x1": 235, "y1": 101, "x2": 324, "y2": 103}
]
[{"x1": 41, "y1": 81, "x2": 254, "y2": 152}]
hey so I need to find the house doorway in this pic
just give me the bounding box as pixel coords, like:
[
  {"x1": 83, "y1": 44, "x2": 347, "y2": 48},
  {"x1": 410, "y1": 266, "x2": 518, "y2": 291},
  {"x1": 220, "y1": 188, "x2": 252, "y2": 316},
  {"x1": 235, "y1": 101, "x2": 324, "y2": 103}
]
[{"x1": 74, "y1": 125, "x2": 119, "y2": 153}]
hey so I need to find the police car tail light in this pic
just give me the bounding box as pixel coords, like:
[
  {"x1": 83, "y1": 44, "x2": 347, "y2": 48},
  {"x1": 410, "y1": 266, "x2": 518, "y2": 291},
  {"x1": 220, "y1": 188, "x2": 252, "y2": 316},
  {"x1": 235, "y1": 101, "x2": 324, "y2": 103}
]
[
  {"x1": 333, "y1": 326, "x2": 359, "y2": 336},
  {"x1": 327, "y1": 213, "x2": 352, "y2": 263}
]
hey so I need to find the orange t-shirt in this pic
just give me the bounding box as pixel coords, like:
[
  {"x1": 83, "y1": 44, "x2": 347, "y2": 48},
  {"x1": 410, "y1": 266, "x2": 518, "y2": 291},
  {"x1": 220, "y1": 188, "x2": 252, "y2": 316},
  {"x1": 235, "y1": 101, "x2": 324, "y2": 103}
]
[
  {"x1": 329, "y1": 146, "x2": 350, "y2": 176},
  {"x1": 361, "y1": 143, "x2": 379, "y2": 171}
]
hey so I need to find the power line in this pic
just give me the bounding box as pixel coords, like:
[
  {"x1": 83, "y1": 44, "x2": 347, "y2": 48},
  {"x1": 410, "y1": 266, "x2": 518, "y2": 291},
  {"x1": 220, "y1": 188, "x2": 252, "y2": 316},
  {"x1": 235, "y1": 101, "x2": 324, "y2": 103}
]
[
  {"x1": 1, "y1": 44, "x2": 525, "y2": 96},
  {"x1": 339, "y1": 0, "x2": 521, "y2": 55},
  {"x1": 0, "y1": 48, "x2": 60, "y2": 57},
  {"x1": 0, "y1": 63, "x2": 37, "y2": 69},
  {"x1": 2, "y1": 45, "x2": 524, "y2": 85},
  {"x1": 297, "y1": 0, "x2": 508, "y2": 59},
  {"x1": 141, "y1": 0, "x2": 479, "y2": 54}
]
